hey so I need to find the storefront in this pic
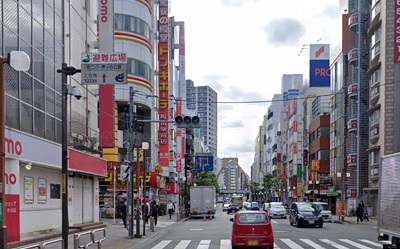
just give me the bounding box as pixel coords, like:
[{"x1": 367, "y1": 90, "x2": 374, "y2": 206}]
[{"x1": 4, "y1": 128, "x2": 107, "y2": 242}]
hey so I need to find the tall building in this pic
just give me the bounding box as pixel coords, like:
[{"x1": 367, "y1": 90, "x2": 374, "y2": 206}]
[
  {"x1": 185, "y1": 80, "x2": 218, "y2": 156},
  {"x1": 221, "y1": 157, "x2": 239, "y2": 190},
  {"x1": 1, "y1": 0, "x2": 106, "y2": 242}
]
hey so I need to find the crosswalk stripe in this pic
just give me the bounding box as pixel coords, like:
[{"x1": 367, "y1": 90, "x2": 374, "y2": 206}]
[
  {"x1": 197, "y1": 240, "x2": 210, "y2": 249},
  {"x1": 153, "y1": 240, "x2": 172, "y2": 249},
  {"x1": 175, "y1": 240, "x2": 191, "y2": 249},
  {"x1": 274, "y1": 242, "x2": 281, "y2": 249},
  {"x1": 300, "y1": 239, "x2": 326, "y2": 248},
  {"x1": 358, "y1": 239, "x2": 382, "y2": 247},
  {"x1": 339, "y1": 239, "x2": 375, "y2": 249},
  {"x1": 281, "y1": 238, "x2": 304, "y2": 249},
  {"x1": 220, "y1": 239, "x2": 231, "y2": 249},
  {"x1": 320, "y1": 239, "x2": 350, "y2": 249}
]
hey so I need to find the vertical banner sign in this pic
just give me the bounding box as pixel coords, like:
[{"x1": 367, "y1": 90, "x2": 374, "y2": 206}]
[
  {"x1": 395, "y1": 1, "x2": 400, "y2": 63},
  {"x1": 158, "y1": 0, "x2": 170, "y2": 168},
  {"x1": 98, "y1": 0, "x2": 114, "y2": 51},
  {"x1": 309, "y1": 44, "x2": 331, "y2": 87},
  {"x1": 178, "y1": 24, "x2": 186, "y2": 98}
]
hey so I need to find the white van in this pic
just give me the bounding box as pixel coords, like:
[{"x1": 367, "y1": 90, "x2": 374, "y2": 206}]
[{"x1": 311, "y1": 202, "x2": 332, "y2": 222}]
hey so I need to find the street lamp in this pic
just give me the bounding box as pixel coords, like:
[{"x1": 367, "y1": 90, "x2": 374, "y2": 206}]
[
  {"x1": 57, "y1": 63, "x2": 81, "y2": 249},
  {"x1": 0, "y1": 51, "x2": 30, "y2": 249},
  {"x1": 308, "y1": 180, "x2": 320, "y2": 202}
]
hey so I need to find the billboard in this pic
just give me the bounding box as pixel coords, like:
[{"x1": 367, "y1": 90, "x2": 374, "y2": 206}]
[
  {"x1": 309, "y1": 44, "x2": 330, "y2": 87},
  {"x1": 158, "y1": 0, "x2": 170, "y2": 168}
]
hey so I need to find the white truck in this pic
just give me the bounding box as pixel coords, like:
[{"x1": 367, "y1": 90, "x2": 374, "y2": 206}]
[
  {"x1": 378, "y1": 153, "x2": 400, "y2": 249},
  {"x1": 189, "y1": 186, "x2": 216, "y2": 218}
]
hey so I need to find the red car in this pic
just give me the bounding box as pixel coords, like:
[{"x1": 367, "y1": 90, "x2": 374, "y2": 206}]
[{"x1": 230, "y1": 211, "x2": 274, "y2": 249}]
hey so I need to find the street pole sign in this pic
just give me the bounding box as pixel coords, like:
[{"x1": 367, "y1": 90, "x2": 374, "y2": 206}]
[
  {"x1": 81, "y1": 52, "x2": 128, "y2": 84},
  {"x1": 194, "y1": 153, "x2": 214, "y2": 172}
]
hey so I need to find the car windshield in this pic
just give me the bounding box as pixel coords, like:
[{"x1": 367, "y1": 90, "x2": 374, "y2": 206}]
[
  {"x1": 297, "y1": 204, "x2": 315, "y2": 212},
  {"x1": 238, "y1": 213, "x2": 267, "y2": 224},
  {"x1": 251, "y1": 202, "x2": 259, "y2": 207},
  {"x1": 271, "y1": 204, "x2": 285, "y2": 209},
  {"x1": 312, "y1": 203, "x2": 329, "y2": 211}
]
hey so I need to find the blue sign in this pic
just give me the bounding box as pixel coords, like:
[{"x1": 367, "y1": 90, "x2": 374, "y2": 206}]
[
  {"x1": 309, "y1": 60, "x2": 330, "y2": 87},
  {"x1": 195, "y1": 154, "x2": 214, "y2": 172}
]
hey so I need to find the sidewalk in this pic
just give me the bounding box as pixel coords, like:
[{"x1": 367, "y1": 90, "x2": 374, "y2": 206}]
[
  {"x1": 332, "y1": 215, "x2": 377, "y2": 226},
  {"x1": 11, "y1": 213, "x2": 186, "y2": 249}
]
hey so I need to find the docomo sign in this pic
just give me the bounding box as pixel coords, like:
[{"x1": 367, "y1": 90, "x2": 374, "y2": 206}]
[
  {"x1": 100, "y1": 0, "x2": 110, "y2": 23},
  {"x1": 5, "y1": 137, "x2": 23, "y2": 156}
]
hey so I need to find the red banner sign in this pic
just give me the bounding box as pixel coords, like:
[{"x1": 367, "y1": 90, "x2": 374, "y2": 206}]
[
  {"x1": 395, "y1": 0, "x2": 400, "y2": 63},
  {"x1": 158, "y1": 0, "x2": 169, "y2": 168}
]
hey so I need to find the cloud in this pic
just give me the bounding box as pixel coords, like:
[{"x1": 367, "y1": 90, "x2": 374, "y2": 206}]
[
  {"x1": 219, "y1": 0, "x2": 259, "y2": 7},
  {"x1": 221, "y1": 119, "x2": 244, "y2": 129},
  {"x1": 203, "y1": 75, "x2": 226, "y2": 91},
  {"x1": 264, "y1": 18, "x2": 306, "y2": 47},
  {"x1": 320, "y1": 4, "x2": 339, "y2": 19},
  {"x1": 221, "y1": 143, "x2": 254, "y2": 154}
]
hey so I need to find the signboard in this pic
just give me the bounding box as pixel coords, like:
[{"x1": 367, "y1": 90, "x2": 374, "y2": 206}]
[
  {"x1": 309, "y1": 44, "x2": 330, "y2": 87},
  {"x1": 395, "y1": 0, "x2": 400, "y2": 63},
  {"x1": 81, "y1": 52, "x2": 127, "y2": 84},
  {"x1": 194, "y1": 153, "x2": 214, "y2": 172}
]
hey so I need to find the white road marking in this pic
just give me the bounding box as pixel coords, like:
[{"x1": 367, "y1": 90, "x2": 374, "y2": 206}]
[
  {"x1": 197, "y1": 240, "x2": 211, "y2": 249},
  {"x1": 175, "y1": 240, "x2": 191, "y2": 249},
  {"x1": 320, "y1": 239, "x2": 350, "y2": 249},
  {"x1": 281, "y1": 238, "x2": 304, "y2": 249},
  {"x1": 300, "y1": 239, "x2": 326, "y2": 249},
  {"x1": 152, "y1": 240, "x2": 172, "y2": 249},
  {"x1": 340, "y1": 239, "x2": 376, "y2": 249},
  {"x1": 358, "y1": 239, "x2": 382, "y2": 247},
  {"x1": 190, "y1": 228, "x2": 203, "y2": 231},
  {"x1": 220, "y1": 239, "x2": 231, "y2": 249}
]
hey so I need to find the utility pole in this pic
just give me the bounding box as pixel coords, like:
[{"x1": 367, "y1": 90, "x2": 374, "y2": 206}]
[
  {"x1": 127, "y1": 87, "x2": 136, "y2": 239},
  {"x1": 135, "y1": 145, "x2": 141, "y2": 238}
]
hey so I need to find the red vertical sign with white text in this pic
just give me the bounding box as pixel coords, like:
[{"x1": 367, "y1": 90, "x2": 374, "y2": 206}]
[
  {"x1": 395, "y1": 0, "x2": 400, "y2": 63},
  {"x1": 158, "y1": 0, "x2": 169, "y2": 168}
]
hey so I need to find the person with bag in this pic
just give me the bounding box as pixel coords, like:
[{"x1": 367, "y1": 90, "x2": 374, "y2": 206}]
[{"x1": 167, "y1": 200, "x2": 175, "y2": 219}]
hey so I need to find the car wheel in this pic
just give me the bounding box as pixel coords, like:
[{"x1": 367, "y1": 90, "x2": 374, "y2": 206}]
[
  {"x1": 319, "y1": 223, "x2": 323, "y2": 228},
  {"x1": 295, "y1": 219, "x2": 301, "y2": 228}
]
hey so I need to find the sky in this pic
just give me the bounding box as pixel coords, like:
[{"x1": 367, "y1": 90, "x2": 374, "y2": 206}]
[{"x1": 169, "y1": 0, "x2": 342, "y2": 175}]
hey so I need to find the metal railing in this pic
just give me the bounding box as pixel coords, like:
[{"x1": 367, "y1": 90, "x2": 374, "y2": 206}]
[{"x1": 16, "y1": 228, "x2": 106, "y2": 249}]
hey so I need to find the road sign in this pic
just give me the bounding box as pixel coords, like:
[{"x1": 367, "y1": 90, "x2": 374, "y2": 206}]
[
  {"x1": 81, "y1": 52, "x2": 128, "y2": 84},
  {"x1": 195, "y1": 153, "x2": 214, "y2": 172}
]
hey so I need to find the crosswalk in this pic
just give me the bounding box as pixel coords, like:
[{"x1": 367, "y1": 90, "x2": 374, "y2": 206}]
[{"x1": 149, "y1": 238, "x2": 385, "y2": 249}]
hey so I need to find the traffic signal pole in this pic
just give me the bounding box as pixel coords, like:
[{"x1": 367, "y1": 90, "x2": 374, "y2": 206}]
[{"x1": 128, "y1": 87, "x2": 136, "y2": 239}]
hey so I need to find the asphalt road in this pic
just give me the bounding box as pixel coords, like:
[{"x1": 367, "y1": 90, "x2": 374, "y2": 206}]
[{"x1": 132, "y1": 204, "x2": 384, "y2": 249}]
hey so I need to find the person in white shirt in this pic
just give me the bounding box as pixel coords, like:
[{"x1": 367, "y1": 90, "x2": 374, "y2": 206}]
[{"x1": 167, "y1": 200, "x2": 174, "y2": 219}]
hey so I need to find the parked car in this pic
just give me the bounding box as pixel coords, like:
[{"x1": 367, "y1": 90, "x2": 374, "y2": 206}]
[
  {"x1": 223, "y1": 203, "x2": 230, "y2": 212},
  {"x1": 227, "y1": 204, "x2": 240, "y2": 214},
  {"x1": 265, "y1": 202, "x2": 287, "y2": 219},
  {"x1": 230, "y1": 211, "x2": 274, "y2": 249},
  {"x1": 250, "y1": 202, "x2": 260, "y2": 210},
  {"x1": 289, "y1": 202, "x2": 323, "y2": 228},
  {"x1": 310, "y1": 202, "x2": 332, "y2": 222}
]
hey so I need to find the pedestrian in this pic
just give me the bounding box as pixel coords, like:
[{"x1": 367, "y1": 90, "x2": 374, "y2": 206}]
[
  {"x1": 151, "y1": 200, "x2": 159, "y2": 226},
  {"x1": 119, "y1": 201, "x2": 127, "y2": 228},
  {"x1": 356, "y1": 202, "x2": 364, "y2": 223},
  {"x1": 142, "y1": 199, "x2": 149, "y2": 224},
  {"x1": 167, "y1": 200, "x2": 174, "y2": 219},
  {"x1": 146, "y1": 200, "x2": 151, "y2": 224}
]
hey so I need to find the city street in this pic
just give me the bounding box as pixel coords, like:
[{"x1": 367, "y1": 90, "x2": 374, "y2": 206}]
[{"x1": 132, "y1": 204, "x2": 383, "y2": 249}]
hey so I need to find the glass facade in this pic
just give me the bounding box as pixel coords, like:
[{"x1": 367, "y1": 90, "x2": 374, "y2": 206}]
[{"x1": 2, "y1": 0, "x2": 64, "y2": 143}]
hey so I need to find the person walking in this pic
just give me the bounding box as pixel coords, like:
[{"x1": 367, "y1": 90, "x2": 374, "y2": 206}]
[
  {"x1": 119, "y1": 201, "x2": 127, "y2": 228},
  {"x1": 151, "y1": 200, "x2": 159, "y2": 226},
  {"x1": 167, "y1": 200, "x2": 174, "y2": 219},
  {"x1": 356, "y1": 202, "x2": 364, "y2": 223}
]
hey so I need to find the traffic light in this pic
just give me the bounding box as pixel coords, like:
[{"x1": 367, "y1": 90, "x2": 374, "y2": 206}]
[
  {"x1": 175, "y1": 115, "x2": 200, "y2": 128},
  {"x1": 120, "y1": 164, "x2": 130, "y2": 181}
]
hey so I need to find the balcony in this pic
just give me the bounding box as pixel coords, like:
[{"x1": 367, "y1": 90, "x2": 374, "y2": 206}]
[
  {"x1": 347, "y1": 153, "x2": 357, "y2": 166},
  {"x1": 347, "y1": 118, "x2": 358, "y2": 132},
  {"x1": 348, "y1": 48, "x2": 359, "y2": 64},
  {"x1": 347, "y1": 83, "x2": 358, "y2": 98},
  {"x1": 349, "y1": 12, "x2": 359, "y2": 29},
  {"x1": 370, "y1": 83, "x2": 380, "y2": 106},
  {"x1": 370, "y1": 124, "x2": 379, "y2": 144}
]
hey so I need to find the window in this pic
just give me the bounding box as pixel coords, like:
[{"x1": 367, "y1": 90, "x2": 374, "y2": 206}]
[
  {"x1": 370, "y1": 149, "x2": 380, "y2": 165},
  {"x1": 50, "y1": 184, "x2": 61, "y2": 199},
  {"x1": 370, "y1": 109, "x2": 380, "y2": 126}
]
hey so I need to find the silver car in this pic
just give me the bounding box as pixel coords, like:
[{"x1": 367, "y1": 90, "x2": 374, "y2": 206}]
[
  {"x1": 311, "y1": 202, "x2": 332, "y2": 222},
  {"x1": 266, "y1": 202, "x2": 287, "y2": 219}
]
